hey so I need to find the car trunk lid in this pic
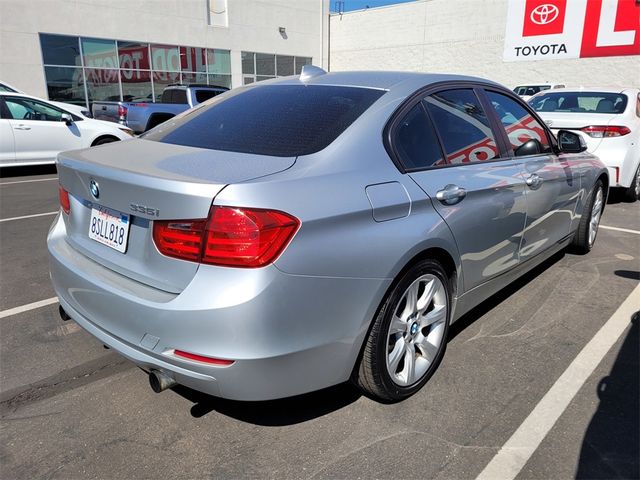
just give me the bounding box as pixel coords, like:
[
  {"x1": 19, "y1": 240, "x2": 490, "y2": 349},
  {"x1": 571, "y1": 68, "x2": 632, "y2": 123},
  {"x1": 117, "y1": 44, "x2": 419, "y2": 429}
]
[
  {"x1": 539, "y1": 111, "x2": 619, "y2": 153},
  {"x1": 57, "y1": 139, "x2": 296, "y2": 292}
]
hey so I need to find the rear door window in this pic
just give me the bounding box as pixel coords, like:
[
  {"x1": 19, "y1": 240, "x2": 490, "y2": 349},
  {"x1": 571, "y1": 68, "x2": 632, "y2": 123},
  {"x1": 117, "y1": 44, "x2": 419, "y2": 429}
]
[
  {"x1": 194, "y1": 89, "x2": 221, "y2": 103},
  {"x1": 484, "y1": 90, "x2": 551, "y2": 156},
  {"x1": 143, "y1": 85, "x2": 385, "y2": 157},
  {"x1": 394, "y1": 103, "x2": 444, "y2": 170},
  {"x1": 424, "y1": 89, "x2": 499, "y2": 164}
]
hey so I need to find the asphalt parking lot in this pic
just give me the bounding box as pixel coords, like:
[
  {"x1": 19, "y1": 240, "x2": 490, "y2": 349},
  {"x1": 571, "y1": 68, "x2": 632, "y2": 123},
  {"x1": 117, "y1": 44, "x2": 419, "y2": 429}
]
[{"x1": 0, "y1": 166, "x2": 638, "y2": 480}]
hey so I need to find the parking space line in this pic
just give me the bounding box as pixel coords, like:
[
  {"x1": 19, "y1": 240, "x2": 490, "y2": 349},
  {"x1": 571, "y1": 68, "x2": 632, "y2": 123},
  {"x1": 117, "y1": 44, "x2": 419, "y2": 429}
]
[
  {"x1": 476, "y1": 283, "x2": 640, "y2": 480},
  {"x1": 600, "y1": 225, "x2": 640, "y2": 235},
  {"x1": 0, "y1": 211, "x2": 58, "y2": 223},
  {"x1": 0, "y1": 178, "x2": 57, "y2": 186},
  {"x1": 0, "y1": 297, "x2": 59, "y2": 320}
]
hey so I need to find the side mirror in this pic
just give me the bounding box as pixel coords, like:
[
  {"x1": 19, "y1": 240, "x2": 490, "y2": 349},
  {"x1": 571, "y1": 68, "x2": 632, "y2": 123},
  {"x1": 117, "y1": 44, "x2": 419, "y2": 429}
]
[
  {"x1": 514, "y1": 138, "x2": 542, "y2": 157},
  {"x1": 557, "y1": 130, "x2": 587, "y2": 153},
  {"x1": 61, "y1": 113, "x2": 73, "y2": 125}
]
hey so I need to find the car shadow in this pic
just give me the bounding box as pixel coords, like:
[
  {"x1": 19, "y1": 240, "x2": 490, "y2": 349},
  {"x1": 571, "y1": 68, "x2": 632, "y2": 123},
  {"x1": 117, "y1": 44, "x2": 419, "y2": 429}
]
[
  {"x1": 172, "y1": 381, "x2": 362, "y2": 425},
  {"x1": 0, "y1": 165, "x2": 57, "y2": 178},
  {"x1": 614, "y1": 270, "x2": 640, "y2": 281},
  {"x1": 575, "y1": 311, "x2": 639, "y2": 479},
  {"x1": 449, "y1": 250, "x2": 565, "y2": 340}
]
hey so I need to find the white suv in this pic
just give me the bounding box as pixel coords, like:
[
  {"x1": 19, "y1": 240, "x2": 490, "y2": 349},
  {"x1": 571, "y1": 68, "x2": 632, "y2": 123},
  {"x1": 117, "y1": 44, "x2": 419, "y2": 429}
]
[
  {"x1": 0, "y1": 92, "x2": 134, "y2": 167},
  {"x1": 530, "y1": 88, "x2": 640, "y2": 202}
]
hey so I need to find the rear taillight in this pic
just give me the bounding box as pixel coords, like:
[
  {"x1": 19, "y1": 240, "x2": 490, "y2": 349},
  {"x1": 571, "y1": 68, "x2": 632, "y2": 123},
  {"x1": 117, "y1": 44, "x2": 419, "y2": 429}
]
[
  {"x1": 59, "y1": 185, "x2": 70, "y2": 215},
  {"x1": 117, "y1": 104, "x2": 128, "y2": 120},
  {"x1": 580, "y1": 125, "x2": 631, "y2": 138},
  {"x1": 152, "y1": 206, "x2": 300, "y2": 268}
]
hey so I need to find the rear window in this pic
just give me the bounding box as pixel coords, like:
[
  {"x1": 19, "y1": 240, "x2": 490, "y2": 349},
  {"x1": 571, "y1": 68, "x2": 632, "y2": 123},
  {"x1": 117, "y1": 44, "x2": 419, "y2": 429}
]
[
  {"x1": 143, "y1": 85, "x2": 385, "y2": 157},
  {"x1": 161, "y1": 89, "x2": 188, "y2": 104},
  {"x1": 529, "y1": 92, "x2": 628, "y2": 114}
]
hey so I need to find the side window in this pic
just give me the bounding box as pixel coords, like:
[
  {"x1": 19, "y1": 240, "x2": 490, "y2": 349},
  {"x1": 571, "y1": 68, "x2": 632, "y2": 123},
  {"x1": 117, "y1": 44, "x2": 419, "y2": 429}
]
[
  {"x1": 394, "y1": 103, "x2": 444, "y2": 170},
  {"x1": 0, "y1": 99, "x2": 12, "y2": 119},
  {"x1": 4, "y1": 97, "x2": 64, "y2": 121},
  {"x1": 485, "y1": 90, "x2": 551, "y2": 156},
  {"x1": 195, "y1": 90, "x2": 219, "y2": 103},
  {"x1": 424, "y1": 89, "x2": 499, "y2": 164}
]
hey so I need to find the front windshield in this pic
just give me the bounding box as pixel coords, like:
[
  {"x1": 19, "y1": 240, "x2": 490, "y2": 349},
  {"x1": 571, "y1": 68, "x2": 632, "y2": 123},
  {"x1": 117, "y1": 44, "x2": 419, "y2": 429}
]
[{"x1": 529, "y1": 92, "x2": 627, "y2": 114}]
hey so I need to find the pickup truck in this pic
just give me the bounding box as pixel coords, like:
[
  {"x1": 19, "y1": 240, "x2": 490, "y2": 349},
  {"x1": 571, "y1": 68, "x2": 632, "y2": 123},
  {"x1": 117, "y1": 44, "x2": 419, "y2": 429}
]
[{"x1": 91, "y1": 84, "x2": 228, "y2": 133}]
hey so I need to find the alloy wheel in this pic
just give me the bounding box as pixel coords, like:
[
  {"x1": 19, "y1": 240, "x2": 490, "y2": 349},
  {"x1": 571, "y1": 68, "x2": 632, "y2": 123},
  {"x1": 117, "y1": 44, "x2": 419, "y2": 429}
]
[{"x1": 386, "y1": 274, "x2": 448, "y2": 386}]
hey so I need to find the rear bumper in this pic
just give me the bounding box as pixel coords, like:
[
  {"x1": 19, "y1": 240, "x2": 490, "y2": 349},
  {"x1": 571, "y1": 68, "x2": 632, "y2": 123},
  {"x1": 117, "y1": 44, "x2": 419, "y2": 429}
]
[
  {"x1": 48, "y1": 214, "x2": 390, "y2": 400},
  {"x1": 591, "y1": 139, "x2": 639, "y2": 188}
]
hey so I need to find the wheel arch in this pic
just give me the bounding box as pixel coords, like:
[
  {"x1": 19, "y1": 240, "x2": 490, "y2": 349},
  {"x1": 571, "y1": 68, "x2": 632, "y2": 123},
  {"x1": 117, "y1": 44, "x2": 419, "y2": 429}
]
[{"x1": 90, "y1": 134, "x2": 120, "y2": 146}]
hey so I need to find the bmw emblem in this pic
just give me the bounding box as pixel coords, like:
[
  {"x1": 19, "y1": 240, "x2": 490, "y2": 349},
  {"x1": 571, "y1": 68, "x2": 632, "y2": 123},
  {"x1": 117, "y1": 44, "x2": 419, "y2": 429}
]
[
  {"x1": 410, "y1": 322, "x2": 419, "y2": 335},
  {"x1": 89, "y1": 179, "x2": 100, "y2": 199}
]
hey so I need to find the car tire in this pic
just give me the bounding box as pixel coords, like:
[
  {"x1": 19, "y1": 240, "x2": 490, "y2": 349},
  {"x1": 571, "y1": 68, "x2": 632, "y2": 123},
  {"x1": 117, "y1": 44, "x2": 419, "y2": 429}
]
[
  {"x1": 570, "y1": 179, "x2": 604, "y2": 254},
  {"x1": 623, "y1": 164, "x2": 640, "y2": 203},
  {"x1": 93, "y1": 137, "x2": 118, "y2": 146},
  {"x1": 355, "y1": 259, "x2": 450, "y2": 402}
]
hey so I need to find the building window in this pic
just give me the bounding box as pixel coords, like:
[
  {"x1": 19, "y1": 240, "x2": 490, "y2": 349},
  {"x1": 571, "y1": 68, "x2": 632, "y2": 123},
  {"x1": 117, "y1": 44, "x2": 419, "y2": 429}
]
[
  {"x1": 40, "y1": 33, "x2": 231, "y2": 108},
  {"x1": 241, "y1": 52, "x2": 312, "y2": 85}
]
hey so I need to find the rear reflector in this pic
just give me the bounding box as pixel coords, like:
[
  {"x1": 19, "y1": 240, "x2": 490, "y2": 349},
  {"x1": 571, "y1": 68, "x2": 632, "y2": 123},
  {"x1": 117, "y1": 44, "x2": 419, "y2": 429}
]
[
  {"x1": 59, "y1": 185, "x2": 70, "y2": 215},
  {"x1": 581, "y1": 125, "x2": 631, "y2": 138},
  {"x1": 153, "y1": 206, "x2": 300, "y2": 268},
  {"x1": 173, "y1": 349, "x2": 234, "y2": 366}
]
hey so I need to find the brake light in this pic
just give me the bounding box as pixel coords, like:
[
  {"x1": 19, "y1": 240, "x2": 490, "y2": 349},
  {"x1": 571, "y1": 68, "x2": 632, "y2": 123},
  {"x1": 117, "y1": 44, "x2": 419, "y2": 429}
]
[
  {"x1": 153, "y1": 206, "x2": 300, "y2": 268},
  {"x1": 173, "y1": 349, "x2": 234, "y2": 366},
  {"x1": 153, "y1": 219, "x2": 206, "y2": 262},
  {"x1": 580, "y1": 125, "x2": 631, "y2": 138},
  {"x1": 59, "y1": 185, "x2": 70, "y2": 215},
  {"x1": 117, "y1": 104, "x2": 128, "y2": 120}
]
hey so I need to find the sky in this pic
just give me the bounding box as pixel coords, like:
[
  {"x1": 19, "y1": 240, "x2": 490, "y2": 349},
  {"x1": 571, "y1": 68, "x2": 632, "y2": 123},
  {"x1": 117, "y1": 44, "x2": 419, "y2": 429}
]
[{"x1": 330, "y1": 0, "x2": 416, "y2": 13}]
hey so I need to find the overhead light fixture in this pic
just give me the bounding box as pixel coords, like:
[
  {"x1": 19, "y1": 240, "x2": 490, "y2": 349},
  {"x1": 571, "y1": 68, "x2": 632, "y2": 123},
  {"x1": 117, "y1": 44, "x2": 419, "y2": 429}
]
[{"x1": 279, "y1": 27, "x2": 287, "y2": 39}]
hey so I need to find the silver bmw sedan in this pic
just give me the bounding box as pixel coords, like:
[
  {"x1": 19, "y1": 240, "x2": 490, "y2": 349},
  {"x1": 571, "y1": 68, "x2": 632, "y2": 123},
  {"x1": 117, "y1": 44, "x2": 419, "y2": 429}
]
[{"x1": 48, "y1": 67, "x2": 608, "y2": 402}]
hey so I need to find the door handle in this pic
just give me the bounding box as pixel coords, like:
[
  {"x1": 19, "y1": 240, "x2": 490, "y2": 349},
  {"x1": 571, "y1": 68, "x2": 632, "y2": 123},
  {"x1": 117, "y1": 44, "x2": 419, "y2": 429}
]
[
  {"x1": 526, "y1": 174, "x2": 543, "y2": 189},
  {"x1": 436, "y1": 184, "x2": 467, "y2": 205},
  {"x1": 13, "y1": 125, "x2": 31, "y2": 130}
]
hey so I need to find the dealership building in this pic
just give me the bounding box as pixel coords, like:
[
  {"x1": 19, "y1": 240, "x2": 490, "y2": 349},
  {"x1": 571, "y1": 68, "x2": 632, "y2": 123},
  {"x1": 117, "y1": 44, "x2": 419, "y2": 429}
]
[
  {"x1": 0, "y1": 0, "x2": 638, "y2": 110},
  {"x1": 0, "y1": 0, "x2": 329, "y2": 107}
]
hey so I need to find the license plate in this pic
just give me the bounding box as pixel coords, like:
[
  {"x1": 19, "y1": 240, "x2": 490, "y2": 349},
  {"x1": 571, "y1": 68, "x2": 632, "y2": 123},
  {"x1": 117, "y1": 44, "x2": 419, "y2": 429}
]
[{"x1": 88, "y1": 206, "x2": 130, "y2": 253}]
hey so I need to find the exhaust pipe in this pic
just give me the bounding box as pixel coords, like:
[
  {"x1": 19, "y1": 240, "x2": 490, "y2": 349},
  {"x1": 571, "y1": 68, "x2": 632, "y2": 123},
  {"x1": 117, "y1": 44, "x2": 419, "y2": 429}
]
[
  {"x1": 149, "y1": 369, "x2": 177, "y2": 393},
  {"x1": 59, "y1": 305, "x2": 71, "y2": 321}
]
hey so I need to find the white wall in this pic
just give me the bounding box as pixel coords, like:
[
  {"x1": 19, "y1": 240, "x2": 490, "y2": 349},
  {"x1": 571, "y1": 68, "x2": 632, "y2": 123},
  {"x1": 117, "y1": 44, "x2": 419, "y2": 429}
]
[
  {"x1": 329, "y1": 0, "x2": 640, "y2": 88},
  {"x1": 0, "y1": 0, "x2": 329, "y2": 97}
]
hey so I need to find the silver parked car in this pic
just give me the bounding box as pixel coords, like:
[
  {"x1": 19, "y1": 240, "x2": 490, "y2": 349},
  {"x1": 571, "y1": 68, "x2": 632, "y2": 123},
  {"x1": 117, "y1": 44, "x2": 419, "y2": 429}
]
[{"x1": 48, "y1": 68, "x2": 608, "y2": 402}]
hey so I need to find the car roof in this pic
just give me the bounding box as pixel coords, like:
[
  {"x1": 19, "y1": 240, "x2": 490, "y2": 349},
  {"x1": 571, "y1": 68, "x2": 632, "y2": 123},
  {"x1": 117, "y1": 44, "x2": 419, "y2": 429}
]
[{"x1": 269, "y1": 70, "x2": 504, "y2": 92}]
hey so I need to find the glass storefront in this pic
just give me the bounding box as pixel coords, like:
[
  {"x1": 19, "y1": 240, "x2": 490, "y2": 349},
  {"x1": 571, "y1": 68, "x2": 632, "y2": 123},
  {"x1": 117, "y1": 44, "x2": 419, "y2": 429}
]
[
  {"x1": 40, "y1": 33, "x2": 232, "y2": 108},
  {"x1": 241, "y1": 52, "x2": 312, "y2": 85}
]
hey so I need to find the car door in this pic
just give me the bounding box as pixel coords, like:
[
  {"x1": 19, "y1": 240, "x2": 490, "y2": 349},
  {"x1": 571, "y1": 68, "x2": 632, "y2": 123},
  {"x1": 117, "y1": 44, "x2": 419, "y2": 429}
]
[
  {"x1": 0, "y1": 98, "x2": 16, "y2": 164},
  {"x1": 394, "y1": 87, "x2": 528, "y2": 292},
  {"x1": 4, "y1": 96, "x2": 82, "y2": 164},
  {"x1": 481, "y1": 89, "x2": 579, "y2": 260}
]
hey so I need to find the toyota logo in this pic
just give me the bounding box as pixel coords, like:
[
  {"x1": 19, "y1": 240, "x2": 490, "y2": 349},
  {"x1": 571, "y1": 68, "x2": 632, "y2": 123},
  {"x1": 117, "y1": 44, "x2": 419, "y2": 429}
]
[
  {"x1": 530, "y1": 4, "x2": 560, "y2": 25},
  {"x1": 89, "y1": 179, "x2": 100, "y2": 199}
]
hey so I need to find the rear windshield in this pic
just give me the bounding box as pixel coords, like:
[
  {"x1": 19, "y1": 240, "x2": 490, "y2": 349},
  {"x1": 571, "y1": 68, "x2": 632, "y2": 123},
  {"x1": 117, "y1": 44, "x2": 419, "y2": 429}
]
[
  {"x1": 514, "y1": 85, "x2": 550, "y2": 96},
  {"x1": 143, "y1": 85, "x2": 385, "y2": 157},
  {"x1": 529, "y1": 92, "x2": 627, "y2": 114}
]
